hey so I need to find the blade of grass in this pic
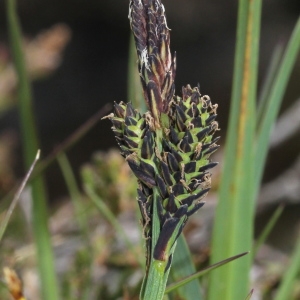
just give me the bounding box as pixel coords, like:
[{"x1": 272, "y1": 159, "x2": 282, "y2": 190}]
[
  {"x1": 274, "y1": 233, "x2": 300, "y2": 300},
  {"x1": 6, "y1": 1, "x2": 59, "y2": 299},
  {"x1": 169, "y1": 235, "x2": 202, "y2": 299},
  {"x1": 252, "y1": 204, "x2": 285, "y2": 260},
  {"x1": 82, "y1": 169, "x2": 144, "y2": 268},
  {"x1": 245, "y1": 289, "x2": 254, "y2": 300},
  {"x1": 0, "y1": 150, "x2": 40, "y2": 243},
  {"x1": 166, "y1": 252, "x2": 249, "y2": 294},
  {"x1": 208, "y1": 0, "x2": 262, "y2": 299},
  {"x1": 255, "y1": 16, "x2": 300, "y2": 191},
  {"x1": 57, "y1": 152, "x2": 94, "y2": 300},
  {"x1": 57, "y1": 152, "x2": 89, "y2": 240},
  {"x1": 0, "y1": 104, "x2": 111, "y2": 213},
  {"x1": 257, "y1": 43, "x2": 284, "y2": 127}
]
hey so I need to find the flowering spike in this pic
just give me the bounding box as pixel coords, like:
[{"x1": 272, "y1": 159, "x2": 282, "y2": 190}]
[
  {"x1": 129, "y1": 0, "x2": 176, "y2": 128},
  {"x1": 104, "y1": 1, "x2": 220, "y2": 298}
]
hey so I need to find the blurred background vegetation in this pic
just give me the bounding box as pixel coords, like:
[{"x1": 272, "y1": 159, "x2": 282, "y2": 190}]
[{"x1": 0, "y1": 0, "x2": 299, "y2": 299}]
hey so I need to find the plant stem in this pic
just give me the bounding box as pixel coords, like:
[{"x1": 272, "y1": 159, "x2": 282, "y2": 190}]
[
  {"x1": 140, "y1": 188, "x2": 170, "y2": 300},
  {"x1": 6, "y1": 1, "x2": 59, "y2": 299}
]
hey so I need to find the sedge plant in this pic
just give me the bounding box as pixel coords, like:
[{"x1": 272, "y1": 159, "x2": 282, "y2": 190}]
[
  {"x1": 3, "y1": 0, "x2": 299, "y2": 298},
  {"x1": 105, "y1": 0, "x2": 220, "y2": 299}
]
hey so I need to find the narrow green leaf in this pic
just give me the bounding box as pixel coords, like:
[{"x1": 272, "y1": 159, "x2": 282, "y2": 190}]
[
  {"x1": 208, "y1": 0, "x2": 262, "y2": 299},
  {"x1": 140, "y1": 188, "x2": 169, "y2": 300},
  {"x1": 252, "y1": 204, "x2": 285, "y2": 260},
  {"x1": 6, "y1": 1, "x2": 59, "y2": 299},
  {"x1": 255, "y1": 16, "x2": 300, "y2": 190},
  {"x1": 57, "y1": 152, "x2": 94, "y2": 300},
  {"x1": 169, "y1": 235, "x2": 202, "y2": 299},
  {"x1": 0, "y1": 104, "x2": 111, "y2": 212},
  {"x1": 57, "y1": 152, "x2": 90, "y2": 242},
  {"x1": 166, "y1": 252, "x2": 249, "y2": 294},
  {"x1": 0, "y1": 150, "x2": 40, "y2": 243},
  {"x1": 274, "y1": 234, "x2": 300, "y2": 300},
  {"x1": 245, "y1": 289, "x2": 254, "y2": 300},
  {"x1": 82, "y1": 169, "x2": 144, "y2": 268},
  {"x1": 257, "y1": 43, "x2": 284, "y2": 128}
]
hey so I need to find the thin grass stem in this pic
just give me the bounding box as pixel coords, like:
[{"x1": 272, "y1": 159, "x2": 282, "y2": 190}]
[
  {"x1": 274, "y1": 233, "x2": 300, "y2": 300},
  {"x1": 252, "y1": 204, "x2": 285, "y2": 260},
  {"x1": 6, "y1": 0, "x2": 59, "y2": 299},
  {"x1": 0, "y1": 150, "x2": 40, "y2": 243},
  {"x1": 83, "y1": 179, "x2": 144, "y2": 269}
]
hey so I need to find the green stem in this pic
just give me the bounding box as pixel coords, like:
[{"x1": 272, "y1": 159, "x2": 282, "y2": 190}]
[
  {"x1": 6, "y1": 1, "x2": 59, "y2": 299},
  {"x1": 140, "y1": 188, "x2": 170, "y2": 300},
  {"x1": 274, "y1": 233, "x2": 300, "y2": 300},
  {"x1": 142, "y1": 260, "x2": 168, "y2": 300}
]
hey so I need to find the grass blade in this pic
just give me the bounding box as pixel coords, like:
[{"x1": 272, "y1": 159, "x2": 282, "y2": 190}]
[
  {"x1": 252, "y1": 204, "x2": 285, "y2": 260},
  {"x1": 255, "y1": 17, "x2": 300, "y2": 190},
  {"x1": 0, "y1": 150, "x2": 40, "y2": 243},
  {"x1": 166, "y1": 252, "x2": 249, "y2": 294},
  {"x1": 208, "y1": 0, "x2": 262, "y2": 299},
  {"x1": 274, "y1": 234, "x2": 300, "y2": 300},
  {"x1": 0, "y1": 104, "x2": 111, "y2": 214},
  {"x1": 245, "y1": 289, "x2": 254, "y2": 300},
  {"x1": 57, "y1": 152, "x2": 89, "y2": 241},
  {"x1": 57, "y1": 152, "x2": 94, "y2": 300},
  {"x1": 257, "y1": 43, "x2": 284, "y2": 127},
  {"x1": 169, "y1": 235, "x2": 202, "y2": 299},
  {"x1": 82, "y1": 168, "x2": 144, "y2": 268},
  {"x1": 6, "y1": 1, "x2": 59, "y2": 299}
]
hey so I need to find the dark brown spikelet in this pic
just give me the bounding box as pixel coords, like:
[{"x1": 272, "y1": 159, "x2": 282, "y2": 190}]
[{"x1": 129, "y1": 0, "x2": 176, "y2": 126}]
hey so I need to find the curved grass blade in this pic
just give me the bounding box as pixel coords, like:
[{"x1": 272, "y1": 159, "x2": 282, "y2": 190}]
[
  {"x1": 255, "y1": 16, "x2": 300, "y2": 192},
  {"x1": 274, "y1": 233, "x2": 300, "y2": 300},
  {"x1": 57, "y1": 152, "x2": 90, "y2": 240},
  {"x1": 166, "y1": 252, "x2": 249, "y2": 294},
  {"x1": 0, "y1": 150, "x2": 40, "y2": 243},
  {"x1": 252, "y1": 204, "x2": 285, "y2": 260}
]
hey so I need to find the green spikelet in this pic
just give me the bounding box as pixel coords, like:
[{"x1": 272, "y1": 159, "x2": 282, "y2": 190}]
[{"x1": 104, "y1": 0, "x2": 220, "y2": 298}]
